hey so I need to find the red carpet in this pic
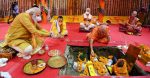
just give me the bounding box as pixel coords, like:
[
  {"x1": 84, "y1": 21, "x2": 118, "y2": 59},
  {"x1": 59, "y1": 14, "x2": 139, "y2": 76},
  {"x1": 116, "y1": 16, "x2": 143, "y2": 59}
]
[
  {"x1": 67, "y1": 23, "x2": 150, "y2": 46},
  {"x1": 0, "y1": 23, "x2": 67, "y2": 78},
  {"x1": 0, "y1": 23, "x2": 150, "y2": 78}
]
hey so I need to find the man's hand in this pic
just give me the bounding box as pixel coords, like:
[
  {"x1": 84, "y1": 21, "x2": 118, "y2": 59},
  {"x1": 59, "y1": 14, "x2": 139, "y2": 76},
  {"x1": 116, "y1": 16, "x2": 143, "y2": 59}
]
[
  {"x1": 50, "y1": 33, "x2": 58, "y2": 38},
  {"x1": 84, "y1": 27, "x2": 89, "y2": 30},
  {"x1": 89, "y1": 39, "x2": 94, "y2": 56},
  {"x1": 91, "y1": 49, "x2": 95, "y2": 57},
  {"x1": 49, "y1": 32, "x2": 53, "y2": 37},
  {"x1": 60, "y1": 35, "x2": 64, "y2": 38},
  {"x1": 57, "y1": 34, "x2": 64, "y2": 38},
  {"x1": 85, "y1": 26, "x2": 90, "y2": 31}
]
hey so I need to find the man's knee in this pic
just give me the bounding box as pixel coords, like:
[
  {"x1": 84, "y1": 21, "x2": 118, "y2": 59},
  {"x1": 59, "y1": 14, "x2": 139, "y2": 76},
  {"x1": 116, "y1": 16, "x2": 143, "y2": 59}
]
[
  {"x1": 80, "y1": 23, "x2": 85, "y2": 28},
  {"x1": 89, "y1": 24, "x2": 95, "y2": 28},
  {"x1": 24, "y1": 45, "x2": 33, "y2": 54}
]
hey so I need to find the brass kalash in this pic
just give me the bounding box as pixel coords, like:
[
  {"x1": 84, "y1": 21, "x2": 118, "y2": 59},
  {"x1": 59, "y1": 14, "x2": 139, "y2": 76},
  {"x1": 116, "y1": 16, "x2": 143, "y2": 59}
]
[{"x1": 59, "y1": 44, "x2": 148, "y2": 76}]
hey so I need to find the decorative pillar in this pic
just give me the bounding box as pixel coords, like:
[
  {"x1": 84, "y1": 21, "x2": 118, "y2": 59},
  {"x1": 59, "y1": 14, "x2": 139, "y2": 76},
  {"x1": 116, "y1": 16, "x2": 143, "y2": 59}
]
[
  {"x1": 47, "y1": 0, "x2": 51, "y2": 21},
  {"x1": 41, "y1": 0, "x2": 48, "y2": 23},
  {"x1": 98, "y1": 0, "x2": 105, "y2": 22}
]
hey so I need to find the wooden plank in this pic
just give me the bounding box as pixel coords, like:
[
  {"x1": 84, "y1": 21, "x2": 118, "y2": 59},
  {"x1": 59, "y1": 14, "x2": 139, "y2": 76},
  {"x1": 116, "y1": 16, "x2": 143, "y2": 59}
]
[
  {"x1": 65, "y1": 0, "x2": 68, "y2": 15},
  {"x1": 58, "y1": 0, "x2": 60, "y2": 15},
  {"x1": 65, "y1": 0, "x2": 66, "y2": 15},
  {"x1": 72, "y1": 0, "x2": 74, "y2": 15},
  {"x1": 105, "y1": 0, "x2": 108, "y2": 15},
  {"x1": 67, "y1": 0, "x2": 69, "y2": 15},
  {"x1": 120, "y1": 0, "x2": 122, "y2": 16},
  {"x1": 0, "y1": 0, "x2": 150, "y2": 17},
  {"x1": 64, "y1": 0, "x2": 65, "y2": 15},
  {"x1": 70, "y1": 0, "x2": 72, "y2": 15}
]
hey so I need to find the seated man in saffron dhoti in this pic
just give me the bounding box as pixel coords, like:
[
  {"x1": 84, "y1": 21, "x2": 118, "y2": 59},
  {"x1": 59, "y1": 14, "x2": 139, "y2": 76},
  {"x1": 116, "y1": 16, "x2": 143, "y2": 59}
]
[
  {"x1": 50, "y1": 16, "x2": 68, "y2": 38},
  {"x1": 1, "y1": 7, "x2": 50, "y2": 59},
  {"x1": 119, "y1": 11, "x2": 142, "y2": 36},
  {"x1": 87, "y1": 24, "x2": 110, "y2": 56},
  {"x1": 80, "y1": 8, "x2": 95, "y2": 32}
]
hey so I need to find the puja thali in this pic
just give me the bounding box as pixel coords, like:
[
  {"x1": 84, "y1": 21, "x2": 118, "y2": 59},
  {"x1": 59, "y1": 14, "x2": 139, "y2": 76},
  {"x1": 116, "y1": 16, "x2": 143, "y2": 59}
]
[
  {"x1": 48, "y1": 56, "x2": 67, "y2": 68},
  {"x1": 23, "y1": 59, "x2": 46, "y2": 75}
]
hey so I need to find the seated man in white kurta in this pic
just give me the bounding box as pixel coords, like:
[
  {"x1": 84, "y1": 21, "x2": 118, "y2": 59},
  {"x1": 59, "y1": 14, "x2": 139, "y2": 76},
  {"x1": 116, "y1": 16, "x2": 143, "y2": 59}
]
[{"x1": 80, "y1": 8, "x2": 95, "y2": 32}]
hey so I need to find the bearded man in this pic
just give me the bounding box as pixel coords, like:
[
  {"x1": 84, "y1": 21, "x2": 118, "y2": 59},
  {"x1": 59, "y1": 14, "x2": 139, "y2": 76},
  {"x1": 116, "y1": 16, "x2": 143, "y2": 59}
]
[
  {"x1": 80, "y1": 8, "x2": 95, "y2": 32},
  {"x1": 2, "y1": 7, "x2": 50, "y2": 59},
  {"x1": 119, "y1": 11, "x2": 142, "y2": 36}
]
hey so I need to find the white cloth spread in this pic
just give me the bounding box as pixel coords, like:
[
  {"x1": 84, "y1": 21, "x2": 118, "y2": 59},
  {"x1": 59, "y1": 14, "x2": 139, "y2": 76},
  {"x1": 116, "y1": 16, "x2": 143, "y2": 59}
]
[
  {"x1": 0, "y1": 58, "x2": 8, "y2": 67},
  {"x1": 0, "y1": 72, "x2": 12, "y2": 78}
]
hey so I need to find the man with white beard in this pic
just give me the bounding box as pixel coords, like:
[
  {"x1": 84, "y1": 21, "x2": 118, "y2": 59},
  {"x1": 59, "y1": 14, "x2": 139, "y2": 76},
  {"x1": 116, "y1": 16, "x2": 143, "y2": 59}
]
[
  {"x1": 2, "y1": 7, "x2": 50, "y2": 59},
  {"x1": 80, "y1": 8, "x2": 95, "y2": 32}
]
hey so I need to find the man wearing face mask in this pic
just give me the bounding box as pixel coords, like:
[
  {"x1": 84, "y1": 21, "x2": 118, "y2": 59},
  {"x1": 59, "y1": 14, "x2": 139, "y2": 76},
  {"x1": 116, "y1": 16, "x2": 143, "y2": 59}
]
[
  {"x1": 80, "y1": 8, "x2": 95, "y2": 32},
  {"x1": 50, "y1": 16, "x2": 68, "y2": 38},
  {"x1": 2, "y1": 7, "x2": 50, "y2": 59}
]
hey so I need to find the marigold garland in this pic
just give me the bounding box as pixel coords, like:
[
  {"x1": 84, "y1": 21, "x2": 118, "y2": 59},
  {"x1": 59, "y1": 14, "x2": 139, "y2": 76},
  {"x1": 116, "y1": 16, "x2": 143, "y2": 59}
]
[{"x1": 113, "y1": 59, "x2": 129, "y2": 76}]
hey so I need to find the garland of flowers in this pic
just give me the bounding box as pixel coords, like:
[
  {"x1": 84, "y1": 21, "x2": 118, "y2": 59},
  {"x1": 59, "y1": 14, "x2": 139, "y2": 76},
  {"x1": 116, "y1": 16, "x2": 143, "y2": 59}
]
[
  {"x1": 96, "y1": 62, "x2": 107, "y2": 75},
  {"x1": 80, "y1": 53, "x2": 107, "y2": 76},
  {"x1": 77, "y1": 52, "x2": 86, "y2": 63},
  {"x1": 77, "y1": 61, "x2": 83, "y2": 72},
  {"x1": 99, "y1": 56, "x2": 108, "y2": 65},
  {"x1": 80, "y1": 64, "x2": 89, "y2": 76},
  {"x1": 113, "y1": 59, "x2": 128, "y2": 76},
  {"x1": 139, "y1": 44, "x2": 150, "y2": 59},
  {"x1": 77, "y1": 52, "x2": 86, "y2": 72},
  {"x1": 40, "y1": 3, "x2": 48, "y2": 15}
]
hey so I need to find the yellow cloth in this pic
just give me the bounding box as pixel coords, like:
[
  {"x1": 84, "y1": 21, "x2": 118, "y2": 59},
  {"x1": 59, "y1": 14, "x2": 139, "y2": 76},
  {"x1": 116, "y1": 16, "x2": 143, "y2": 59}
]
[
  {"x1": 2, "y1": 13, "x2": 50, "y2": 54},
  {"x1": 50, "y1": 21, "x2": 68, "y2": 36}
]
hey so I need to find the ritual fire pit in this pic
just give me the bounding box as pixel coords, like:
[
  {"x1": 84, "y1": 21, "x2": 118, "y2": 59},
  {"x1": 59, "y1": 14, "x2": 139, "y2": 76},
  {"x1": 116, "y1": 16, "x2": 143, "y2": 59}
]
[{"x1": 59, "y1": 45, "x2": 148, "y2": 76}]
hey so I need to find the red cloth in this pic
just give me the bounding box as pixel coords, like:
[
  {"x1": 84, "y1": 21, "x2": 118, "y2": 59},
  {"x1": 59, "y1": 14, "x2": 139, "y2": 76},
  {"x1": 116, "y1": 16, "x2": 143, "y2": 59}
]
[{"x1": 0, "y1": 23, "x2": 150, "y2": 78}]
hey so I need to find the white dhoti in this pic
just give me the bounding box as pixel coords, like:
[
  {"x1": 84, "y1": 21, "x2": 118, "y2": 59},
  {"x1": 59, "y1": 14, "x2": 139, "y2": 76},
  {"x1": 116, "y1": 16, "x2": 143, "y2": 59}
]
[{"x1": 80, "y1": 23, "x2": 95, "y2": 31}]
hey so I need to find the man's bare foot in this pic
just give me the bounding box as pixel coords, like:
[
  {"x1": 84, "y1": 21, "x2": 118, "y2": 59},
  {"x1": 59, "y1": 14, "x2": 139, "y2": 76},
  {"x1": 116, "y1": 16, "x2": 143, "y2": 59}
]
[
  {"x1": 23, "y1": 55, "x2": 31, "y2": 60},
  {"x1": 17, "y1": 53, "x2": 24, "y2": 57}
]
